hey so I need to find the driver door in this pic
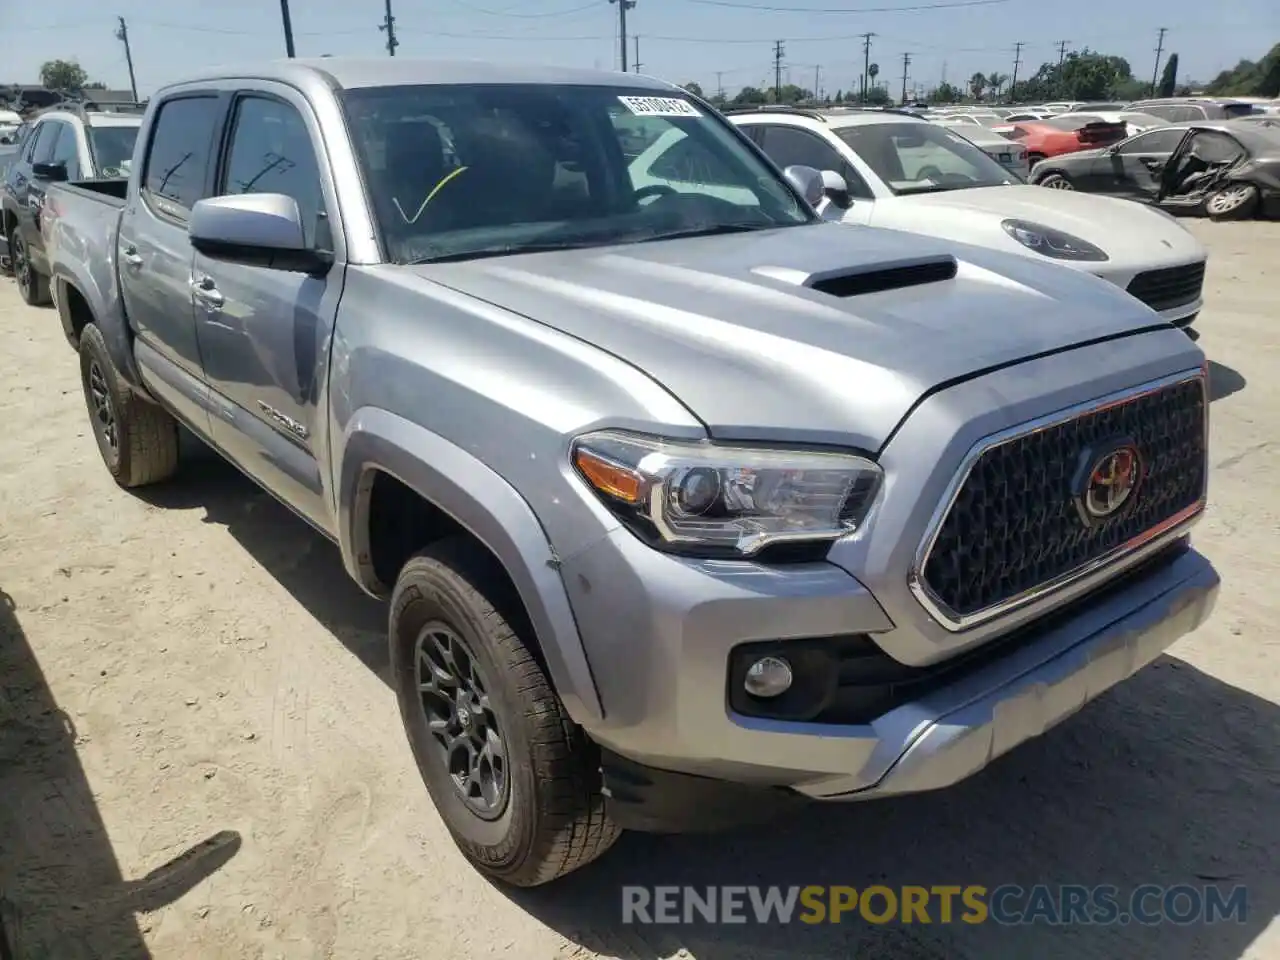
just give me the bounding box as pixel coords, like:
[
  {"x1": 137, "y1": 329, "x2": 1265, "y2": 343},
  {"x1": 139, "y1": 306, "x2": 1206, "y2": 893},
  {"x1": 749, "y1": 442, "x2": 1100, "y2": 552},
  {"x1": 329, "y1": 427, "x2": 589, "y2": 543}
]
[{"x1": 1110, "y1": 128, "x2": 1188, "y2": 201}]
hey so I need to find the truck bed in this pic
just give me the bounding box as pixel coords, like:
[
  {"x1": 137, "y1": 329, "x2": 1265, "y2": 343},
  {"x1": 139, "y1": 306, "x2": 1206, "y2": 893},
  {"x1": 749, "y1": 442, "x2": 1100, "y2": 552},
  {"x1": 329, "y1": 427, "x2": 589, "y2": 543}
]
[{"x1": 56, "y1": 178, "x2": 129, "y2": 205}]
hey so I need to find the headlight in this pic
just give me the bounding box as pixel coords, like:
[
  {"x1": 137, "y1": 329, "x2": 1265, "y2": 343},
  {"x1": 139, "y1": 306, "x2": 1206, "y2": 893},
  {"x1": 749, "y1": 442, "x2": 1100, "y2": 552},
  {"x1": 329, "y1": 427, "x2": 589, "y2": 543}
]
[
  {"x1": 1001, "y1": 218, "x2": 1109, "y2": 262},
  {"x1": 571, "y1": 430, "x2": 882, "y2": 558}
]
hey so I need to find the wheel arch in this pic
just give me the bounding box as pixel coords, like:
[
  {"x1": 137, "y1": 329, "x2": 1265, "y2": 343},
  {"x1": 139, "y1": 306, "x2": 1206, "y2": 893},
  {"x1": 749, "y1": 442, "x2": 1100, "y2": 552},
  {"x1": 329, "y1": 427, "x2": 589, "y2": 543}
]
[{"x1": 337, "y1": 407, "x2": 605, "y2": 725}]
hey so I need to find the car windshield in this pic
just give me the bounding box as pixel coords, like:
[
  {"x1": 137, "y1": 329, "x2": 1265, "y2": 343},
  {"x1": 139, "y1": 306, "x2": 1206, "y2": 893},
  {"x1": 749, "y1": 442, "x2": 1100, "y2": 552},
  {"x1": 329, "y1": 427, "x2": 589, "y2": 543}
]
[
  {"x1": 341, "y1": 83, "x2": 812, "y2": 264},
  {"x1": 834, "y1": 121, "x2": 1017, "y2": 195},
  {"x1": 89, "y1": 123, "x2": 140, "y2": 177}
]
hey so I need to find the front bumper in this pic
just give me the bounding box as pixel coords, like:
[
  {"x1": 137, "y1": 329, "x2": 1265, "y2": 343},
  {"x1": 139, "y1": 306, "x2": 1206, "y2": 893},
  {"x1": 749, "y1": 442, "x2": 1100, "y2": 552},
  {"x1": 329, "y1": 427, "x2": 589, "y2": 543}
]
[{"x1": 569, "y1": 521, "x2": 1217, "y2": 831}]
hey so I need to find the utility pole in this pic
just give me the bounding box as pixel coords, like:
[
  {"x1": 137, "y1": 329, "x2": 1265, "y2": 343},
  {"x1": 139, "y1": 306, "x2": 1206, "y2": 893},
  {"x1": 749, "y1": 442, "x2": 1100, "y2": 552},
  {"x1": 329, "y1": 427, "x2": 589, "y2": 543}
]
[
  {"x1": 1055, "y1": 39, "x2": 1070, "y2": 67},
  {"x1": 860, "y1": 32, "x2": 875, "y2": 103},
  {"x1": 378, "y1": 0, "x2": 399, "y2": 56},
  {"x1": 1151, "y1": 27, "x2": 1168, "y2": 95},
  {"x1": 610, "y1": 0, "x2": 637, "y2": 72},
  {"x1": 633, "y1": 36, "x2": 641, "y2": 72},
  {"x1": 814, "y1": 65, "x2": 821, "y2": 101},
  {"x1": 278, "y1": 0, "x2": 296, "y2": 57},
  {"x1": 715, "y1": 71, "x2": 725, "y2": 100},
  {"x1": 773, "y1": 40, "x2": 785, "y2": 101},
  {"x1": 115, "y1": 17, "x2": 138, "y2": 101},
  {"x1": 900, "y1": 52, "x2": 911, "y2": 105},
  {"x1": 1010, "y1": 40, "x2": 1024, "y2": 101}
]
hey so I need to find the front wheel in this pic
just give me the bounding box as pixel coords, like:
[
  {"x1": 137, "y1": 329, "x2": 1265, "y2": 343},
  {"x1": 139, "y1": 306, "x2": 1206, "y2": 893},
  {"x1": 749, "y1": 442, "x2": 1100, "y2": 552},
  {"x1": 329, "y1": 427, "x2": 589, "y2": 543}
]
[
  {"x1": 390, "y1": 540, "x2": 620, "y2": 887},
  {"x1": 1038, "y1": 172, "x2": 1074, "y2": 190},
  {"x1": 11, "y1": 230, "x2": 51, "y2": 306},
  {"x1": 1205, "y1": 183, "x2": 1259, "y2": 221}
]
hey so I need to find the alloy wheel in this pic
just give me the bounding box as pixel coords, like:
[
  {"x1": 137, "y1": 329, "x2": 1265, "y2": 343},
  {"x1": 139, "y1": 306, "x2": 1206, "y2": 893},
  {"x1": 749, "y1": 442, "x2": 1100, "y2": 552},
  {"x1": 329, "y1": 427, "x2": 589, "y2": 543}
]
[
  {"x1": 87, "y1": 360, "x2": 119, "y2": 455},
  {"x1": 1207, "y1": 185, "x2": 1252, "y2": 215},
  {"x1": 415, "y1": 621, "x2": 509, "y2": 819}
]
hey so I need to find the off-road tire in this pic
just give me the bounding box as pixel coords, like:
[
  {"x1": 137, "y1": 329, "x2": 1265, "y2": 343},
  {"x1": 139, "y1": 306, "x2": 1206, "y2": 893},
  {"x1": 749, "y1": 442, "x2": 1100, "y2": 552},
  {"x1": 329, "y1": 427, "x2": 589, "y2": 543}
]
[
  {"x1": 79, "y1": 323, "x2": 180, "y2": 487},
  {"x1": 11, "y1": 230, "x2": 50, "y2": 306},
  {"x1": 390, "y1": 539, "x2": 620, "y2": 887}
]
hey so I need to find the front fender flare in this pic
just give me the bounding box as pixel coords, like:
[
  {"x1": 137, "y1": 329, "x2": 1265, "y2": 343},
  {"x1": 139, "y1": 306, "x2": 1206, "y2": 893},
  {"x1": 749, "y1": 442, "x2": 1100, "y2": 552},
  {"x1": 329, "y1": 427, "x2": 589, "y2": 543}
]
[{"x1": 337, "y1": 407, "x2": 604, "y2": 725}]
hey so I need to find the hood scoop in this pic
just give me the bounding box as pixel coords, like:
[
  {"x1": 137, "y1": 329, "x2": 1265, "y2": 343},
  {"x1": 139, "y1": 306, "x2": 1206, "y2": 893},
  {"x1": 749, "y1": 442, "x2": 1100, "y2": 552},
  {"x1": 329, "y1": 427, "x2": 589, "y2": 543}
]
[{"x1": 798, "y1": 255, "x2": 959, "y2": 298}]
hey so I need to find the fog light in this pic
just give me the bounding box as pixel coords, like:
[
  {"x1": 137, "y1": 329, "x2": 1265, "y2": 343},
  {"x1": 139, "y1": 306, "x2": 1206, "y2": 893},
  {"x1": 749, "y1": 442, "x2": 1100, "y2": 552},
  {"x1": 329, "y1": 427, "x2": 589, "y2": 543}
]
[{"x1": 743, "y1": 656, "x2": 793, "y2": 698}]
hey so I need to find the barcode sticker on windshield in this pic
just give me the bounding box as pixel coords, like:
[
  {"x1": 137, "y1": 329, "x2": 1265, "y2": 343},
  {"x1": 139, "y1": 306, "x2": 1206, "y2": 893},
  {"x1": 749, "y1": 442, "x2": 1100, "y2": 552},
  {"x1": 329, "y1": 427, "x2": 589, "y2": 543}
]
[{"x1": 618, "y1": 96, "x2": 702, "y2": 118}]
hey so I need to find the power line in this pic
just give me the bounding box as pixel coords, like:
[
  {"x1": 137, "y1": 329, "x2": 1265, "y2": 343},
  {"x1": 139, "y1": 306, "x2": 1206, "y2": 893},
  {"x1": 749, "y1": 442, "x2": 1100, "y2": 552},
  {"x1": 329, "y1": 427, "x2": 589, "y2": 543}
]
[
  {"x1": 774, "y1": 40, "x2": 785, "y2": 99},
  {"x1": 687, "y1": 0, "x2": 1008, "y2": 12},
  {"x1": 114, "y1": 17, "x2": 138, "y2": 101},
  {"x1": 379, "y1": 0, "x2": 399, "y2": 55},
  {"x1": 609, "y1": 0, "x2": 636, "y2": 71},
  {"x1": 439, "y1": 0, "x2": 599, "y2": 16},
  {"x1": 1151, "y1": 26, "x2": 1168, "y2": 95}
]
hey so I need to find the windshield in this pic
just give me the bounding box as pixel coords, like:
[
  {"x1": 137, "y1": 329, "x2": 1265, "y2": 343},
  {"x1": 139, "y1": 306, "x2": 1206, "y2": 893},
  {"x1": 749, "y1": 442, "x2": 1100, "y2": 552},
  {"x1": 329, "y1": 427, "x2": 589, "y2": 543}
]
[
  {"x1": 834, "y1": 121, "x2": 1017, "y2": 195},
  {"x1": 341, "y1": 83, "x2": 811, "y2": 264},
  {"x1": 89, "y1": 124, "x2": 140, "y2": 177}
]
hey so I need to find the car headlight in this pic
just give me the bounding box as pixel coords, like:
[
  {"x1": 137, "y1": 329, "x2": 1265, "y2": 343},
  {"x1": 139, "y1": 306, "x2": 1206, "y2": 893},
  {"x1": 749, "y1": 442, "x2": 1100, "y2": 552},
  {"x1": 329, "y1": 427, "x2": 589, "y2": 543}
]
[
  {"x1": 571, "y1": 430, "x2": 882, "y2": 558},
  {"x1": 1001, "y1": 218, "x2": 1109, "y2": 262}
]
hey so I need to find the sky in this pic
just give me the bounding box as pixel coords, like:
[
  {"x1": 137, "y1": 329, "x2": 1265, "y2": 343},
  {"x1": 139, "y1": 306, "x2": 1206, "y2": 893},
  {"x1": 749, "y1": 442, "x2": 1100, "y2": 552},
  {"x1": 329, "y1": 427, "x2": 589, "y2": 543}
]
[{"x1": 3, "y1": 0, "x2": 1276, "y2": 101}]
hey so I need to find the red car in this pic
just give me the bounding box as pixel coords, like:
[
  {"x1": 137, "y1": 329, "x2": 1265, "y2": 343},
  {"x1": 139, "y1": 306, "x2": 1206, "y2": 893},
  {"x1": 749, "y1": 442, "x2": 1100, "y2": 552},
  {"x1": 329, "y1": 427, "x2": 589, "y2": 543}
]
[{"x1": 993, "y1": 117, "x2": 1128, "y2": 167}]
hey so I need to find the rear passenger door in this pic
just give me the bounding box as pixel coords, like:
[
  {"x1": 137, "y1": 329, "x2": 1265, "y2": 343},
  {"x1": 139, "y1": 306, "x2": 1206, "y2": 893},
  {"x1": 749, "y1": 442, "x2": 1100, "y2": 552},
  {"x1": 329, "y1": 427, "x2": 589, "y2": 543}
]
[
  {"x1": 117, "y1": 92, "x2": 226, "y2": 436},
  {"x1": 192, "y1": 88, "x2": 342, "y2": 532}
]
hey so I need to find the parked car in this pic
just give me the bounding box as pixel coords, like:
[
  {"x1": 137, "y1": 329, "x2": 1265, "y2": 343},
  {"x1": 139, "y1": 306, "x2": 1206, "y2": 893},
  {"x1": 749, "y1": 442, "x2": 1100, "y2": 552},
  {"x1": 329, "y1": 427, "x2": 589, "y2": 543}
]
[
  {"x1": 1050, "y1": 110, "x2": 1168, "y2": 137},
  {"x1": 1127, "y1": 98, "x2": 1260, "y2": 122},
  {"x1": 933, "y1": 118, "x2": 1030, "y2": 177},
  {"x1": 995, "y1": 116, "x2": 1130, "y2": 165},
  {"x1": 711, "y1": 106, "x2": 1207, "y2": 326},
  {"x1": 1029, "y1": 120, "x2": 1280, "y2": 221},
  {"x1": 1, "y1": 102, "x2": 143, "y2": 305},
  {"x1": 0, "y1": 108, "x2": 23, "y2": 143},
  {"x1": 44, "y1": 58, "x2": 1218, "y2": 887}
]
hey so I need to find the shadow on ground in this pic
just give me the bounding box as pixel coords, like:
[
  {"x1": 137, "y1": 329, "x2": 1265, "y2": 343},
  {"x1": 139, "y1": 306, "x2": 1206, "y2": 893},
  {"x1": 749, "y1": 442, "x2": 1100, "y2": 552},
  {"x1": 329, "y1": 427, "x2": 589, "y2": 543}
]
[
  {"x1": 136, "y1": 437, "x2": 1276, "y2": 960},
  {"x1": 1208, "y1": 361, "x2": 1246, "y2": 403},
  {"x1": 0, "y1": 589, "x2": 242, "y2": 960}
]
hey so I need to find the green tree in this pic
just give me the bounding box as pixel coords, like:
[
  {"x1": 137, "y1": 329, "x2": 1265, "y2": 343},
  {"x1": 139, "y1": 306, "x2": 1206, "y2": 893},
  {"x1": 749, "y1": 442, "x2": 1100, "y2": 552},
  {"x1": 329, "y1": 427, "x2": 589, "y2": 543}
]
[
  {"x1": 864, "y1": 85, "x2": 891, "y2": 105},
  {"x1": 1205, "y1": 42, "x2": 1280, "y2": 97},
  {"x1": 40, "y1": 59, "x2": 90, "y2": 91},
  {"x1": 682, "y1": 81, "x2": 704, "y2": 97},
  {"x1": 731, "y1": 85, "x2": 767, "y2": 106},
  {"x1": 968, "y1": 72, "x2": 987, "y2": 100},
  {"x1": 986, "y1": 72, "x2": 1008, "y2": 99},
  {"x1": 931, "y1": 81, "x2": 963, "y2": 103},
  {"x1": 1157, "y1": 53, "x2": 1179, "y2": 97}
]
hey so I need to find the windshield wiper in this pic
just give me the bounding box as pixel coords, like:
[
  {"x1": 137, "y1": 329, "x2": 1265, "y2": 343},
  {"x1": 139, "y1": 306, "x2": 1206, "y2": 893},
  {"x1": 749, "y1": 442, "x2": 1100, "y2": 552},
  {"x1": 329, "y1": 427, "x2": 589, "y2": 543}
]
[
  {"x1": 404, "y1": 240, "x2": 604, "y2": 265},
  {"x1": 630, "y1": 222, "x2": 774, "y2": 243}
]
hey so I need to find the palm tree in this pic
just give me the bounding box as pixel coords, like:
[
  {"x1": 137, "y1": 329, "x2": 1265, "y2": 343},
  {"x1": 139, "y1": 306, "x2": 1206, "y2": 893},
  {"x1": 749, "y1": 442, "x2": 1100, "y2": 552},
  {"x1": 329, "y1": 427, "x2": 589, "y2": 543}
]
[
  {"x1": 987, "y1": 72, "x2": 1008, "y2": 99},
  {"x1": 968, "y1": 72, "x2": 987, "y2": 101}
]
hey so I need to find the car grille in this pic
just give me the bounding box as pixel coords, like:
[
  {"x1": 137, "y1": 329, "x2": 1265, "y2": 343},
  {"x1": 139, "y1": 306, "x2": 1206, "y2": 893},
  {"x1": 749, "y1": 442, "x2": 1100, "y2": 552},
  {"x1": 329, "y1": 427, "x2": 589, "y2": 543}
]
[
  {"x1": 916, "y1": 375, "x2": 1206, "y2": 625},
  {"x1": 1126, "y1": 262, "x2": 1206, "y2": 312}
]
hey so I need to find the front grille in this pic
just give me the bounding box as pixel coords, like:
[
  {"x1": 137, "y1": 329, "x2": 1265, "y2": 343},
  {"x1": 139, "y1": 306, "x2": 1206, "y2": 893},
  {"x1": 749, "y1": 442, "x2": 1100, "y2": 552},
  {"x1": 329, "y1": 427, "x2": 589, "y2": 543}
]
[
  {"x1": 918, "y1": 376, "x2": 1206, "y2": 623},
  {"x1": 1126, "y1": 262, "x2": 1206, "y2": 312}
]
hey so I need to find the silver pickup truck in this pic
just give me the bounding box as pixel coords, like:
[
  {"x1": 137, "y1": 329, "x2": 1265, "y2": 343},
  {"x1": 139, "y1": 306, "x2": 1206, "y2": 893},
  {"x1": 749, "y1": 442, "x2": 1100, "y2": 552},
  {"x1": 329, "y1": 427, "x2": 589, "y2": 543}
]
[{"x1": 42, "y1": 58, "x2": 1218, "y2": 887}]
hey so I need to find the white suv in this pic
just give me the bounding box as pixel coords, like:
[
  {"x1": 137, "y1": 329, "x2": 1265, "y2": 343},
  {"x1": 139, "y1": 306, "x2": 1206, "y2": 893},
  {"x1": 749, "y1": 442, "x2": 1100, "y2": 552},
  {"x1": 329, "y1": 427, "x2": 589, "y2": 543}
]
[{"x1": 671, "y1": 106, "x2": 1208, "y2": 327}]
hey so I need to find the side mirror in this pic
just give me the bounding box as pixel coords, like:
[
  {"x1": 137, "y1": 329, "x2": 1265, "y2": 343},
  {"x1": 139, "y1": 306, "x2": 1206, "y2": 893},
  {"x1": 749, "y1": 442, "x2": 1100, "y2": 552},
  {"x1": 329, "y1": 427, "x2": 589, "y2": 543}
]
[
  {"x1": 0, "y1": 136, "x2": 12, "y2": 145},
  {"x1": 189, "y1": 193, "x2": 332, "y2": 276},
  {"x1": 820, "y1": 169, "x2": 853, "y2": 209},
  {"x1": 783, "y1": 164, "x2": 824, "y2": 208},
  {"x1": 32, "y1": 160, "x2": 68, "y2": 181}
]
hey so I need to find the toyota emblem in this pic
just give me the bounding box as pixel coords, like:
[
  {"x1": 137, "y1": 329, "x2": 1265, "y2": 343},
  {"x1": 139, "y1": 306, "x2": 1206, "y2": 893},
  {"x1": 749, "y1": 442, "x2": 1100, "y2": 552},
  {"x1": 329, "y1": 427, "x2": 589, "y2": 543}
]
[{"x1": 1074, "y1": 442, "x2": 1143, "y2": 526}]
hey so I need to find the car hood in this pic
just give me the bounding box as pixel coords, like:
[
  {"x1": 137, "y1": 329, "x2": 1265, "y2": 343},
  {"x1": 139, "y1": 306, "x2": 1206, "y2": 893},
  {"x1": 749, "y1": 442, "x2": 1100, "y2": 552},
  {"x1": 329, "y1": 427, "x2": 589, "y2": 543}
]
[
  {"x1": 870, "y1": 185, "x2": 1205, "y2": 268},
  {"x1": 412, "y1": 222, "x2": 1164, "y2": 451}
]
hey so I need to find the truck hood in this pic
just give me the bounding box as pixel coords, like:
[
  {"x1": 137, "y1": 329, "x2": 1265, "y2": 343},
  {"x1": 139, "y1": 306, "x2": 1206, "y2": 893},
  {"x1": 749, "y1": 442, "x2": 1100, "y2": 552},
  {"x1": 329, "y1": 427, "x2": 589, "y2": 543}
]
[
  {"x1": 869, "y1": 185, "x2": 1206, "y2": 269},
  {"x1": 412, "y1": 221, "x2": 1164, "y2": 451}
]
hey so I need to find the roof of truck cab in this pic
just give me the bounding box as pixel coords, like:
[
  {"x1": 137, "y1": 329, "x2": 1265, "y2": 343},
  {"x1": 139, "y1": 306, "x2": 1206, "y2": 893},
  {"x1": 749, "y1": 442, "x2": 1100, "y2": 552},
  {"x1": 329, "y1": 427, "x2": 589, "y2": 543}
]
[{"x1": 170, "y1": 57, "x2": 678, "y2": 92}]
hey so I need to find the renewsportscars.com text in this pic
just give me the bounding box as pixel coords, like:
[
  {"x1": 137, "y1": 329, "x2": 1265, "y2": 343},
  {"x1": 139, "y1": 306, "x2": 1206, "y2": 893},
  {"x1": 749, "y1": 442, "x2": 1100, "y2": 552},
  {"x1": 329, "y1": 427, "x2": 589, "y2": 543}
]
[{"x1": 621, "y1": 884, "x2": 1248, "y2": 926}]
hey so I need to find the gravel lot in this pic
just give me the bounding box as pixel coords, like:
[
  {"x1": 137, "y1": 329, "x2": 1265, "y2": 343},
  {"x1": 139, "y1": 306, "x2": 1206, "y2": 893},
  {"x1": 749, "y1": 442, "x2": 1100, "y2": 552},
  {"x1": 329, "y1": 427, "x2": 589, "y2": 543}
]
[{"x1": 1, "y1": 220, "x2": 1278, "y2": 960}]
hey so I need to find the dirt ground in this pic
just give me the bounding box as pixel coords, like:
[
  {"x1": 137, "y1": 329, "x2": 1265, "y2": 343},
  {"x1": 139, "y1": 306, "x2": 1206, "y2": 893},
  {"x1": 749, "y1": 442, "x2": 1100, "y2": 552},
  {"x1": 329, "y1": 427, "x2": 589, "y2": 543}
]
[{"x1": 1, "y1": 220, "x2": 1278, "y2": 960}]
